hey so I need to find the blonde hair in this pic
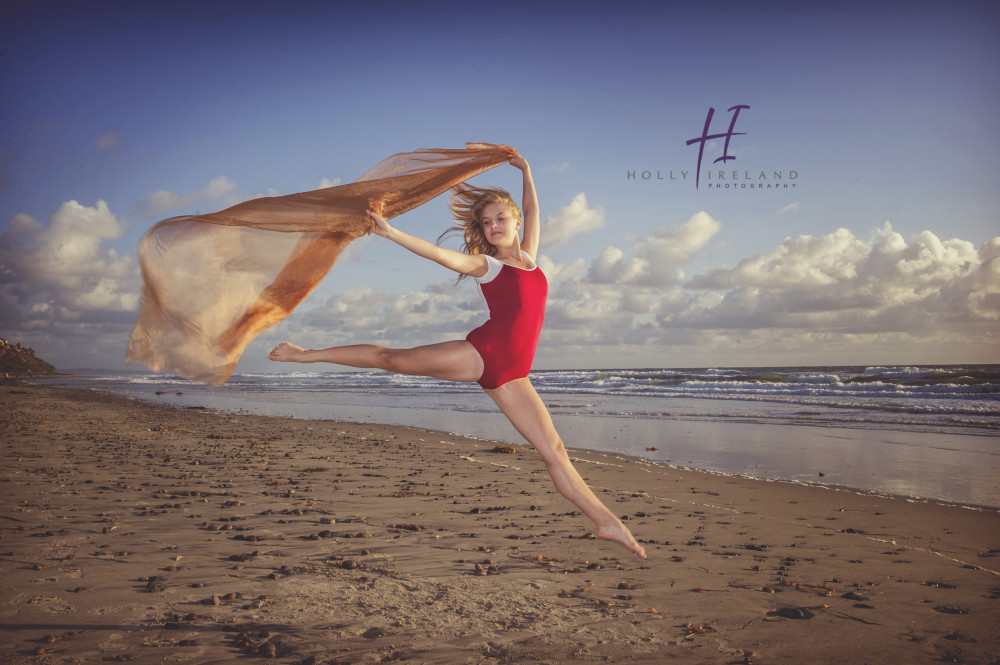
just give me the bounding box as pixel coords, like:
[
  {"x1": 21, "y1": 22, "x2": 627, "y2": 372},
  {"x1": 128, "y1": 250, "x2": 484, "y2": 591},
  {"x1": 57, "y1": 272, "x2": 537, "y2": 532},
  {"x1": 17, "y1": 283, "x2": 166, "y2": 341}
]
[{"x1": 438, "y1": 184, "x2": 521, "y2": 280}]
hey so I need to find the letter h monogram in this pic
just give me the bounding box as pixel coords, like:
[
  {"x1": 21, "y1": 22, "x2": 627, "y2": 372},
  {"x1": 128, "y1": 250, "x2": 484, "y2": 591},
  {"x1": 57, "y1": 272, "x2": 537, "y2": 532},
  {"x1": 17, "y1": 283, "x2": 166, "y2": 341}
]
[{"x1": 686, "y1": 105, "x2": 750, "y2": 189}]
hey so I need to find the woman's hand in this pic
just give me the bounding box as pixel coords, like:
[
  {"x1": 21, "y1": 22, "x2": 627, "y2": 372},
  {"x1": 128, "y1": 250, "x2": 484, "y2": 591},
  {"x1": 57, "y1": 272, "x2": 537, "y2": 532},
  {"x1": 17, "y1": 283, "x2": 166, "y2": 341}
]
[
  {"x1": 367, "y1": 210, "x2": 393, "y2": 238},
  {"x1": 508, "y1": 153, "x2": 529, "y2": 171}
]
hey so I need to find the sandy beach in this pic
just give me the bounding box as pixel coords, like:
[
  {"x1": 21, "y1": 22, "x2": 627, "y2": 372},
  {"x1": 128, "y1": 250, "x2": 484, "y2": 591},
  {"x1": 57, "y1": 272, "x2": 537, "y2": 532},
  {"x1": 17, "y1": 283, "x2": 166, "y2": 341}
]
[{"x1": 1, "y1": 384, "x2": 997, "y2": 664}]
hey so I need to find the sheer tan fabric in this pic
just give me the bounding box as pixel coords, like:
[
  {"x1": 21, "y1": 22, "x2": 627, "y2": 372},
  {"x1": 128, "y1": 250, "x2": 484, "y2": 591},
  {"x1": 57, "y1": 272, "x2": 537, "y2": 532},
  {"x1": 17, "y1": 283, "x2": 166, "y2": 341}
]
[{"x1": 127, "y1": 143, "x2": 517, "y2": 385}]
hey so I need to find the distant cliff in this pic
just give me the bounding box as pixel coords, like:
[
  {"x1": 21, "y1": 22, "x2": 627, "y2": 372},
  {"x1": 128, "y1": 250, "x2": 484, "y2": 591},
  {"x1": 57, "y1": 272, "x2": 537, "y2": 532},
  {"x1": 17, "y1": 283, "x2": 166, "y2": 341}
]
[{"x1": 0, "y1": 338, "x2": 57, "y2": 374}]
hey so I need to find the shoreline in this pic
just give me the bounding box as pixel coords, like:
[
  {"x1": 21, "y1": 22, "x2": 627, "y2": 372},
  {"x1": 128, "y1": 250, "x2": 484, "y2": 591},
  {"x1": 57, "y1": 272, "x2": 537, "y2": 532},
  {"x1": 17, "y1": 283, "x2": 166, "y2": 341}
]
[
  {"x1": 2, "y1": 384, "x2": 998, "y2": 664},
  {"x1": 11, "y1": 380, "x2": 1000, "y2": 513},
  {"x1": 37, "y1": 373, "x2": 1000, "y2": 509}
]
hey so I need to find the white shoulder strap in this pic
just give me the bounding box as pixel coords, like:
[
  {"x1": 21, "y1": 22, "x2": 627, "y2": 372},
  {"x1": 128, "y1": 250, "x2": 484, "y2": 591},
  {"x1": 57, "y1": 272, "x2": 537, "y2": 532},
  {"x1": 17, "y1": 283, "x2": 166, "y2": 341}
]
[{"x1": 477, "y1": 254, "x2": 504, "y2": 284}]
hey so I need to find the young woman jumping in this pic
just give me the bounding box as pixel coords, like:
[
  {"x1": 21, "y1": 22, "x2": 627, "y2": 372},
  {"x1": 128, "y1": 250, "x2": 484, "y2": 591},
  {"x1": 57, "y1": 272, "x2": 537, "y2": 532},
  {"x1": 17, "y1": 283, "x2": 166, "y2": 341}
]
[{"x1": 269, "y1": 154, "x2": 645, "y2": 558}]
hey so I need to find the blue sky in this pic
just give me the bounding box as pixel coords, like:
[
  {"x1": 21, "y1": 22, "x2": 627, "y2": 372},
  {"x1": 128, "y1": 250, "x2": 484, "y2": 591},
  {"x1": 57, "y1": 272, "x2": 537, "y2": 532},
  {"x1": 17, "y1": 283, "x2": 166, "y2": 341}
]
[{"x1": 2, "y1": 0, "x2": 998, "y2": 372}]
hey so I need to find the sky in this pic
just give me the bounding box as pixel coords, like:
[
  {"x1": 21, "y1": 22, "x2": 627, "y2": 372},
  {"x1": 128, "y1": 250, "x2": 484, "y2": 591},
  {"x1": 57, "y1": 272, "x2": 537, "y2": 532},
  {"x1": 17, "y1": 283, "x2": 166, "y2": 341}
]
[{"x1": 1, "y1": 0, "x2": 998, "y2": 373}]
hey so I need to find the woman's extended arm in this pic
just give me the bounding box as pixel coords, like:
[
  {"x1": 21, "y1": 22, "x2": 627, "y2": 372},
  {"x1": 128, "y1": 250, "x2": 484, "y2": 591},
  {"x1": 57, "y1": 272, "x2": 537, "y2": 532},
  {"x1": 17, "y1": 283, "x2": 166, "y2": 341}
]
[
  {"x1": 510, "y1": 155, "x2": 539, "y2": 259},
  {"x1": 368, "y1": 211, "x2": 488, "y2": 277}
]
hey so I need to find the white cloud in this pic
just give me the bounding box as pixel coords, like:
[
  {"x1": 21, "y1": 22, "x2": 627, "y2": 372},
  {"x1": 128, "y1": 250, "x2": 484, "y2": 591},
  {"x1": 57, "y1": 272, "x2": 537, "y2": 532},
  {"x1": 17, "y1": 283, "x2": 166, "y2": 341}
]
[
  {"x1": 545, "y1": 286, "x2": 632, "y2": 331},
  {"x1": 318, "y1": 177, "x2": 342, "y2": 189},
  {"x1": 969, "y1": 237, "x2": 1000, "y2": 320},
  {"x1": 202, "y1": 175, "x2": 238, "y2": 199},
  {"x1": 589, "y1": 245, "x2": 651, "y2": 285},
  {"x1": 587, "y1": 210, "x2": 721, "y2": 286},
  {"x1": 778, "y1": 202, "x2": 800, "y2": 214},
  {"x1": 0, "y1": 201, "x2": 139, "y2": 317},
  {"x1": 684, "y1": 267, "x2": 732, "y2": 290},
  {"x1": 537, "y1": 255, "x2": 585, "y2": 283},
  {"x1": 297, "y1": 281, "x2": 486, "y2": 348},
  {"x1": 661, "y1": 223, "x2": 997, "y2": 335},
  {"x1": 732, "y1": 227, "x2": 868, "y2": 288},
  {"x1": 134, "y1": 175, "x2": 239, "y2": 218},
  {"x1": 538, "y1": 193, "x2": 605, "y2": 249}
]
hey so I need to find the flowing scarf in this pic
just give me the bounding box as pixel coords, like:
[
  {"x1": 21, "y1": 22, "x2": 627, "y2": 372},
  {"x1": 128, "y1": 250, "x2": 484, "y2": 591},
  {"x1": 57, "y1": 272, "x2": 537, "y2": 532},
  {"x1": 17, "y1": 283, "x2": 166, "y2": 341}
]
[{"x1": 127, "y1": 142, "x2": 517, "y2": 385}]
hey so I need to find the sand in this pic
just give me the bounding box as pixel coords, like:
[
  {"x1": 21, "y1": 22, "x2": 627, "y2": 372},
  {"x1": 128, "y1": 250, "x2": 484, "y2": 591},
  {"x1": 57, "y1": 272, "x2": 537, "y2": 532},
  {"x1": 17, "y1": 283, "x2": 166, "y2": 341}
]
[{"x1": 0, "y1": 384, "x2": 997, "y2": 664}]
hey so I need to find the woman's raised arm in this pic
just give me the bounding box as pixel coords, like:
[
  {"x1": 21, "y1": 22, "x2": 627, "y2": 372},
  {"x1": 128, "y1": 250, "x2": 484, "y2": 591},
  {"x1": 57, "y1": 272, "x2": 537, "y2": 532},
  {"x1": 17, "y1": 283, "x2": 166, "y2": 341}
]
[
  {"x1": 368, "y1": 211, "x2": 488, "y2": 278},
  {"x1": 509, "y1": 155, "x2": 539, "y2": 259}
]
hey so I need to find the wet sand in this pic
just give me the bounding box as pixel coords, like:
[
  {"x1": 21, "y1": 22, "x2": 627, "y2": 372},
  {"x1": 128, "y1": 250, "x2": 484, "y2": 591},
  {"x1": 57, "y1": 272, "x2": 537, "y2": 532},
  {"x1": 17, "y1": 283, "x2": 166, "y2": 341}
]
[{"x1": 1, "y1": 384, "x2": 998, "y2": 664}]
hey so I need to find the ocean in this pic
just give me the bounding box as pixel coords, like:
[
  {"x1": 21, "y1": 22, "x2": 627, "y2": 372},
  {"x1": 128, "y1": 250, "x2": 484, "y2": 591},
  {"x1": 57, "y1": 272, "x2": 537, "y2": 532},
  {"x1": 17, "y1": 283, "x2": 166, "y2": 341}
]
[{"x1": 38, "y1": 364, "x2": 1000, "y2": 508}]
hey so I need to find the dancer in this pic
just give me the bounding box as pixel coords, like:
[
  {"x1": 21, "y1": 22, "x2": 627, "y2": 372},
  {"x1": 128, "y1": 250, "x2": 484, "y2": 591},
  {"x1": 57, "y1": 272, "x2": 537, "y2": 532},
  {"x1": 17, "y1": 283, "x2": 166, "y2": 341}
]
[{"x1": 269, "y1": 154, "x2": 645, "y2": 558}]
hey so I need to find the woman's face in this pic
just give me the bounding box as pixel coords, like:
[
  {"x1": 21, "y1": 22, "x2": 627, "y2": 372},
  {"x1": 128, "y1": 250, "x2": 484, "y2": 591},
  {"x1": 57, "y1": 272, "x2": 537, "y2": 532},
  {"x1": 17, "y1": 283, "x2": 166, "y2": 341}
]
[{"x1": 480, "y1": 202, "x2": 518, "y2": 247}]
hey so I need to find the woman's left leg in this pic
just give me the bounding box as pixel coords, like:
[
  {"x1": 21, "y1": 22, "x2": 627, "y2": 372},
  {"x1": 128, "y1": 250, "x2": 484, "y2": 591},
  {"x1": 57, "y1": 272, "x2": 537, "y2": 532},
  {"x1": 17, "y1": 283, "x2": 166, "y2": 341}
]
[
  {"x1": 268, "y1": 340, "x2": 484, "y2": 383},
  {"x1": 485, "y1": 378, "x2": 646, "y2": 558}
]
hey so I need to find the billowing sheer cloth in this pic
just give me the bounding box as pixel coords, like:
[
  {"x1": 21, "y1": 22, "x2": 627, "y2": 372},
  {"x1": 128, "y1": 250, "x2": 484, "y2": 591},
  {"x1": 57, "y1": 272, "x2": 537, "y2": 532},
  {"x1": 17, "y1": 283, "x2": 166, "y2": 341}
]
[{"x1": 127, "y1": 143, "x2": 517, "y2": 385}]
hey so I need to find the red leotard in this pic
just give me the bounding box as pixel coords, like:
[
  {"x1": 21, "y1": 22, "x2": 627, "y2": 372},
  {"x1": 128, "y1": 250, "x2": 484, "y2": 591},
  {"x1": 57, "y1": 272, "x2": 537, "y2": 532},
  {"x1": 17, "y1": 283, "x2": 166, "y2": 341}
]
[{"x1": 466, "y1": 253, "x2": 548, "y2": 389}]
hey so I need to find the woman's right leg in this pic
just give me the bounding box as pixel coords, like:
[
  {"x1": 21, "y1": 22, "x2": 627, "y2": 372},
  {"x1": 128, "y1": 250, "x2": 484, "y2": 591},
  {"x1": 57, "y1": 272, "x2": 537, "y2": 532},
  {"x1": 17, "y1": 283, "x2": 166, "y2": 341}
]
[
  {"x1": 268, "y1": 341, "x2": 484, "y2": 383},
  {"x1": 485, "y1": 378, "x2": 646, "y2": 558}
]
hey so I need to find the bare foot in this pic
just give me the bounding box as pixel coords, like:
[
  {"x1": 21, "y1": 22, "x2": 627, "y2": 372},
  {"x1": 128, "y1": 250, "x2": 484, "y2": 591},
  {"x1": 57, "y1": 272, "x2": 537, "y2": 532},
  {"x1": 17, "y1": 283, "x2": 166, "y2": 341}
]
[
  {"x1": 597, "y1": 521, "x2": 647, "y2": 559},
  {"x1": 268, "y1": 342, "x2": 306, "y2": 362}
]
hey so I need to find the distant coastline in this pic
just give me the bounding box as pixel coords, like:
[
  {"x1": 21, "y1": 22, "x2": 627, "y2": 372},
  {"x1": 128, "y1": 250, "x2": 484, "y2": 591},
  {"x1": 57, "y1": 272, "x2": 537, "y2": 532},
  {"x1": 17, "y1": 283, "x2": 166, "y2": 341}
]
[{"x1": 0, "y1": 338, "x2": 57, "y2": 375}]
